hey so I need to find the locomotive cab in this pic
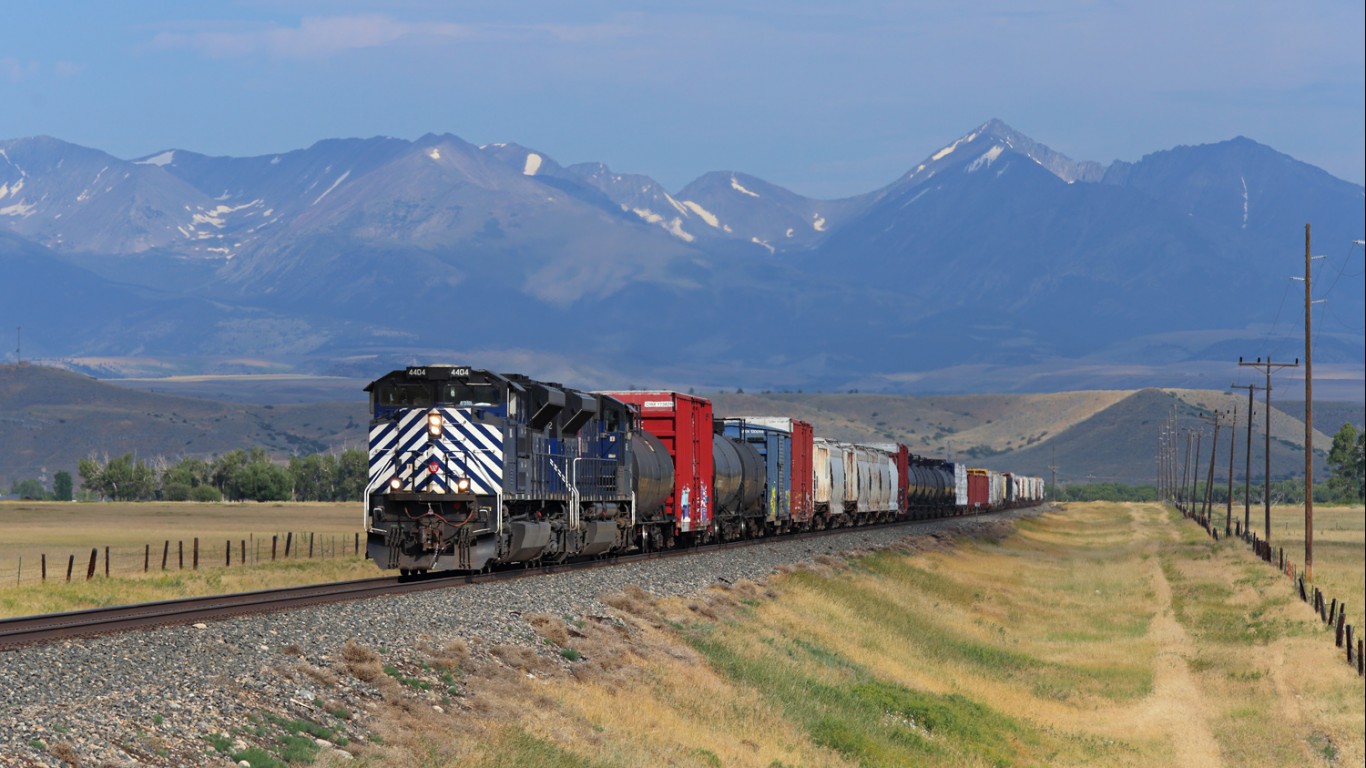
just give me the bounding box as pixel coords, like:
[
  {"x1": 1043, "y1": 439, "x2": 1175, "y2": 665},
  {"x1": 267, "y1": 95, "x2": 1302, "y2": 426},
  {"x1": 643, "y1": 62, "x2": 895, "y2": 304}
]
[{"x1": 364, "y1": 366, "x2": 647, "y2": 575}]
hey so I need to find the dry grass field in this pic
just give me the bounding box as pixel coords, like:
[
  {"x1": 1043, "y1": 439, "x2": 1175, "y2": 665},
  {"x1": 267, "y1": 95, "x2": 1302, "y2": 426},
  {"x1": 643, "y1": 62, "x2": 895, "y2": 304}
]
[
  {"x1": 1257, "y1": 503, "x2": 1365, "y2": 621},
  {"x1": 329, "y1": 502, "x2": 1363, "y2": 767},
  {"x1": 0, "y1": 501, "x2": 370, "y2": 617}
]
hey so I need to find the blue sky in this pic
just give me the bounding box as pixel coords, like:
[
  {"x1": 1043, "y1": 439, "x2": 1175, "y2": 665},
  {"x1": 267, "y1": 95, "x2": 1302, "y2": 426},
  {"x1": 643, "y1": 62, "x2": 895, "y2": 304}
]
[{"x1": 3, "y1": 1, "x2": 1362, "y2": 198}]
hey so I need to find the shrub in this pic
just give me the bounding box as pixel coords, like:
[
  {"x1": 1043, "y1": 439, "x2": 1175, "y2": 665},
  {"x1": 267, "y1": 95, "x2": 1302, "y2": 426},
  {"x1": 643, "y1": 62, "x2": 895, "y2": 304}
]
[
  {"x1": 190, "y1": 484, "x2": 222, "y2": 502},
  {"x1": 164, "y1": 482, "x2": 192, "y2": 502}
]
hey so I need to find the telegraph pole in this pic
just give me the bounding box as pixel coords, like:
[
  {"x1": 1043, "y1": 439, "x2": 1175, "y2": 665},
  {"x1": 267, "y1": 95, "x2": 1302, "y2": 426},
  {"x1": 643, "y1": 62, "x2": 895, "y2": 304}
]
[
  {"x1": 1180, "y1": 429, "x2": 1193, "y2": 514},
  {"x1": 1292, "y1": 224, "x2": 1325, "y2": 581},
  {"x1": 1049, "y1": 445, "x2": 1058, "y2": 503},
  {"x1": 1195, "y1": 411, "x2": 1224, "y2": 525},
  {"x1": 1239, "y1": 356, "x2": 1298, "y2": 540},
  {"x1": 1230, "y1": 383, "x2": 1263, "y2": 537},
  {"x1": 1226, "y1": 405, "x2": 1236, "y2": 536}
]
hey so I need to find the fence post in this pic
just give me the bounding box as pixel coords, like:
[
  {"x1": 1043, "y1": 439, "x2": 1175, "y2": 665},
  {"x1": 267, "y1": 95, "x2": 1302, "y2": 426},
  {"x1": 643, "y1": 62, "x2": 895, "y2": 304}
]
[
  {"x1": 1329, "y1": 599, "x2": 1337, "y2": 626},
  {"x1": 162, "y1": 541, "x2": 169, "y2": 571},
  {"x1": 179, "y1": 540, "x2": 184, "y2": 570},
  {"x1": 42, "y1": 553, "x2": 46, "y2": 582},
  {"x1": 226, "y1": 539, "x2": 231, "y2": 567},
  {"x1": 104, "y1": 546, "x2": 110, "y2": 578},
  {"x1": 86, "y1": 548, "x2": 97, "y2": 580},
  {"x1": 355, "y1": 532, "x2": 359, "y2": 556},
  {"x1": 272, "y1": 535, "x2": 278, "y2": 561},
  {"x1": 66, "y1": 554, "x2": 74, "y2": 582},
  {"x1": 309, "y1": 532, "x2": 314, "y2": 559},
  {"x1": 285, "y1": 532, "x2": 293, "y2": 558},
  {"x1": 1336, "y1": 609, "x2": 1346, "y2": 647},
  {"x1": 144, "y1": 544, "x2": 150, "y2": 573},
  {"x1": 193, "y1": 538, "x2": 199, "y2": 570},
  {"x1": 241, "y1": 540, "x2": 246, "y2": 566}
]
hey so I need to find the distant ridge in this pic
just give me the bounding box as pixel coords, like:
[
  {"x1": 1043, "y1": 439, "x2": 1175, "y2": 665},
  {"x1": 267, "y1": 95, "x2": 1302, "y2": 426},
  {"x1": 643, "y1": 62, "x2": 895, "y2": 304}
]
[
  {"x1": 3, "y1": 364, "x2": 1355, "y2": 489},
  {"x1": 1, "y1": 121, "x2": 1362, "y2": 397}
]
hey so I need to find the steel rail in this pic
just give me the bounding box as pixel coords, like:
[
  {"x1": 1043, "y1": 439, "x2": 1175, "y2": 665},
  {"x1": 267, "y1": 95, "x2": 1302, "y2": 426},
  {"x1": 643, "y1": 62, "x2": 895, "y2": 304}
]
[{"x1": 0, "y1": 508, "x2": 1024, "y2": 651}]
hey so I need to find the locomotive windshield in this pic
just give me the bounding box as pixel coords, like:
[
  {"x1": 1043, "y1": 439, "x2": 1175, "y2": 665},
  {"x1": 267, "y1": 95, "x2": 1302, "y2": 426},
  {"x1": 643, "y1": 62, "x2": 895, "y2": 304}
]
[
  {"x1": 371, "y1": 379, "x2": 503, "y2": 409},
  {"x1": 436, "y1": 380, "x2": 502, "y2": 407}
]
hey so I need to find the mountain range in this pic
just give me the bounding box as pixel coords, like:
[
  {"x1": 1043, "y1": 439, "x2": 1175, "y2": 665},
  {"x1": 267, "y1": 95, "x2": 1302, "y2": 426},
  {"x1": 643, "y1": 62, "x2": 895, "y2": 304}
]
[{"x1": 1, "y1": 119, "x2": 1362, "y2": 397}]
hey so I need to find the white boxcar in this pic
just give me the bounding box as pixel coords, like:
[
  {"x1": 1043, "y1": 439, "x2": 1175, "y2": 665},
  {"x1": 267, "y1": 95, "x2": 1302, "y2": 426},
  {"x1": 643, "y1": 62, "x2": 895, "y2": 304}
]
[
  {"x1": 852, "y1": 444, "x2": 895, "y2": 514},
  {"x1": 953, "y1": 463, "x2": 968, "y2": 507},
  {"x1": 815, "y1": 439, "x2": 853, "y2": 517},
  {"x1": 989, "y1": 470, "x2": 1007, "y2": 509}
]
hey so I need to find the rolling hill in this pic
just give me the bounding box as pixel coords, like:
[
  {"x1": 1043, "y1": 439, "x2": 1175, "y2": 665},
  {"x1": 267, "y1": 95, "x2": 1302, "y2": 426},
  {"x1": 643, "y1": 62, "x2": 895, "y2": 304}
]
[{"x1": 3, "y1": 364, "x2": 1357, "y2": 492}]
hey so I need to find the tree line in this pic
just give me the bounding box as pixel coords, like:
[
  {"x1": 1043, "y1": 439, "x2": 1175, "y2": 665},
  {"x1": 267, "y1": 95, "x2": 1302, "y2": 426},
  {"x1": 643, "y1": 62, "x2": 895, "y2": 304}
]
[
  {"x1": 1058, "y1": 423, "x2": 1363, "y2": 505},
  {"x1": 61, "y1": 448, "x2": 370, "y2": 502}
]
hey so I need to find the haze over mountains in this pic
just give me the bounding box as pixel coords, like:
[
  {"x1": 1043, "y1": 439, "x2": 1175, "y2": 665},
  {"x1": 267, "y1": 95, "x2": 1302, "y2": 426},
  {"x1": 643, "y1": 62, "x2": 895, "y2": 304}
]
[
  {"x1": 1, "y1": 119, "x2": 1362, "y2": 397},
  {"x1": 4, "y1": 364, "x2": 1359, "y2": 489}
]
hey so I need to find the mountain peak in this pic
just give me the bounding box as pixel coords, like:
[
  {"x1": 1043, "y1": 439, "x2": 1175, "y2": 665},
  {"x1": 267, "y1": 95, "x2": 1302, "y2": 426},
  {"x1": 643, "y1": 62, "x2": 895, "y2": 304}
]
[{"x1": 897, "y1": 120, "x2": 1104, "y2": 187}]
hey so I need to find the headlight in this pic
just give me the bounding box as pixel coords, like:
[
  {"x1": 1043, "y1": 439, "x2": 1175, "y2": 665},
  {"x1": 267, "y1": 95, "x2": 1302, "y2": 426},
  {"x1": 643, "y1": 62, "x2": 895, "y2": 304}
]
[
  {"x1": 389, "y1": 477, "x2": 403, "y2": 491},
  {"x1": 456, "y1": 477, "x2": 471, "y2": 492},
  {"x1": 427, "y1": 410, "x2": 443, "y2": 436}
]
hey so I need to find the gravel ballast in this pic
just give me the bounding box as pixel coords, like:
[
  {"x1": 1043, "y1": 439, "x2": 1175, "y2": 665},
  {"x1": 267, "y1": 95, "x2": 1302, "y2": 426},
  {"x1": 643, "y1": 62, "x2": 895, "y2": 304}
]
[{"x1": 0, "y1": 508, "x2": 1044, "y2": 767}]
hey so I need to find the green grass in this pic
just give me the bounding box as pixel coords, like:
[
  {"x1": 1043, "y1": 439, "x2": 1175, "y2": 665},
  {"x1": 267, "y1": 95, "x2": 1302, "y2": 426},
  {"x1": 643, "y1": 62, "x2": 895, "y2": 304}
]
[
  {"x1": 685, "y1": 627, "x2": 1044, "y2": 768},
  {"x1": 787, "y1": 561, "x2": 1153, "y2": 702},
  {"x1": 471, "y1": 728, "x2": 615, "y2": 768}
]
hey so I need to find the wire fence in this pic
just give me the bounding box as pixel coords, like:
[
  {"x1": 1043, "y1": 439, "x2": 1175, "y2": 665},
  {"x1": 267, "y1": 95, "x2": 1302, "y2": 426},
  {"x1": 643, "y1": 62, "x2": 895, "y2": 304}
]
[
  {"x1": 1, "y1": 531, "x2": 364, "y2": 588},
  {"x1": 1179, "y1": 503, "x2": 1363, "y2": 677}
]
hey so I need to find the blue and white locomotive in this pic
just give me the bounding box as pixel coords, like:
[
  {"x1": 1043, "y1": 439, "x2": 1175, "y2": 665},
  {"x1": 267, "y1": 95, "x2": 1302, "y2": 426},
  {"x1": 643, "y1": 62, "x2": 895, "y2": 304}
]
[{"x1": 364, "y1": 365, "x2": 672, "y2": 574}]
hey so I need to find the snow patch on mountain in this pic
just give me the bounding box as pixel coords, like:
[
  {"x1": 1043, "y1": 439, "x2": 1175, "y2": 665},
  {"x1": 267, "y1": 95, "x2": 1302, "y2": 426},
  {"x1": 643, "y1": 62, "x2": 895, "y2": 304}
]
[
  {"x1": 664, "y1": 194, "x2": 689, "y2": 217},
  {"x1": 523, "y1": 153, "x2": 542, "y2": 176},
  {"x1": 631, "y1": 207, "x2": 664, "y2": 224},
  {"x1": 730, "y1": 177, "x2": 759, "y2": 197},
  {"x1": 0, "y1": 199, "x2": 35, "y2": 217},
  {"x1": 751, "y1": 236, "x2": 775, "y2": 254},
  {"x1": 312, "y1": 170, "x2": 350, "y2": 205},
  {"x1": 932, "y1": 132, "x2": 979, "y2": 161},
  {"x1": 812, "y1": 213, "x2": 827, "y2": 232},
  {"x1": 1240, "y1": 176, "x2": 1249, "y2": 228},
  {"x1": 427, "y1": 148, "x2": 441, "y2": 160},
  {"x1": 967, "y1": 145, "x2": 1004, "y2": 173},
  {"x1": 135, "y1": 150, "x2": 176, "y2": 167},
  {"x1": 665, "y1": 218, "x2": 694, "y2": 242},
  {"x1": 682, "y1": 200, "x2": 720, "y2": 228}
]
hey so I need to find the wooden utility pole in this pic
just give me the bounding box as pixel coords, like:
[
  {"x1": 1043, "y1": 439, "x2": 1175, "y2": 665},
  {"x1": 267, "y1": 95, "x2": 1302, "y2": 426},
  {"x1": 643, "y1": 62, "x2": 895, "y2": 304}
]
[
  {"x1": 1049, "y1": 445, "x2": 1058, "y2": 503},
  {"x1": 1226, "y1": 404, "x2": 1236, "y2": 536},
  {"x1": 1180, "y1": 429, "x2": 1193, "y2": 514},
  {"x1": 1230, "y1": 383, "x2": 1264, "y2": 537},
  {"x1": 1294, "y1": 223, "x2": 1325, "y2": 581},
  {"x1": 1195, "y1": 411, "x2": 1224, "y2": 524},
  {"x1": 1239, "y1": 356, "x2": 1298, "y2": 540}
]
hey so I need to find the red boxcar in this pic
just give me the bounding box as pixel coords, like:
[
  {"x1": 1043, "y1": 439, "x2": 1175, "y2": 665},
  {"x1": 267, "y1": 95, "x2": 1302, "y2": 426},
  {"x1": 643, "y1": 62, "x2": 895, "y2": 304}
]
[
  {"x1": 606, "y1": 391, "x2": 713, "y2": 534},
  {"x1": 967, "y1": 468, "x2": 990, "y2": 510}
]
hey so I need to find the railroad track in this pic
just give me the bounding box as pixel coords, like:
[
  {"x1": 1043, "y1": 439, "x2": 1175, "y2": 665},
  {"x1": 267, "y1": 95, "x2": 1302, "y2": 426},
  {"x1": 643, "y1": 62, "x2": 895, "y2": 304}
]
[{"x1": 0, "y1": 511, "x2": 1013, "y2": 651}]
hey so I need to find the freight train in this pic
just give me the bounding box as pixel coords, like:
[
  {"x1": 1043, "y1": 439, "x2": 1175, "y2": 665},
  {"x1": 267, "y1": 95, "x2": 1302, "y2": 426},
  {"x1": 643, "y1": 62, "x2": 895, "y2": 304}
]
[{"x1": 364, "y1": 365, "x2": 1044, "y2": 575}]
